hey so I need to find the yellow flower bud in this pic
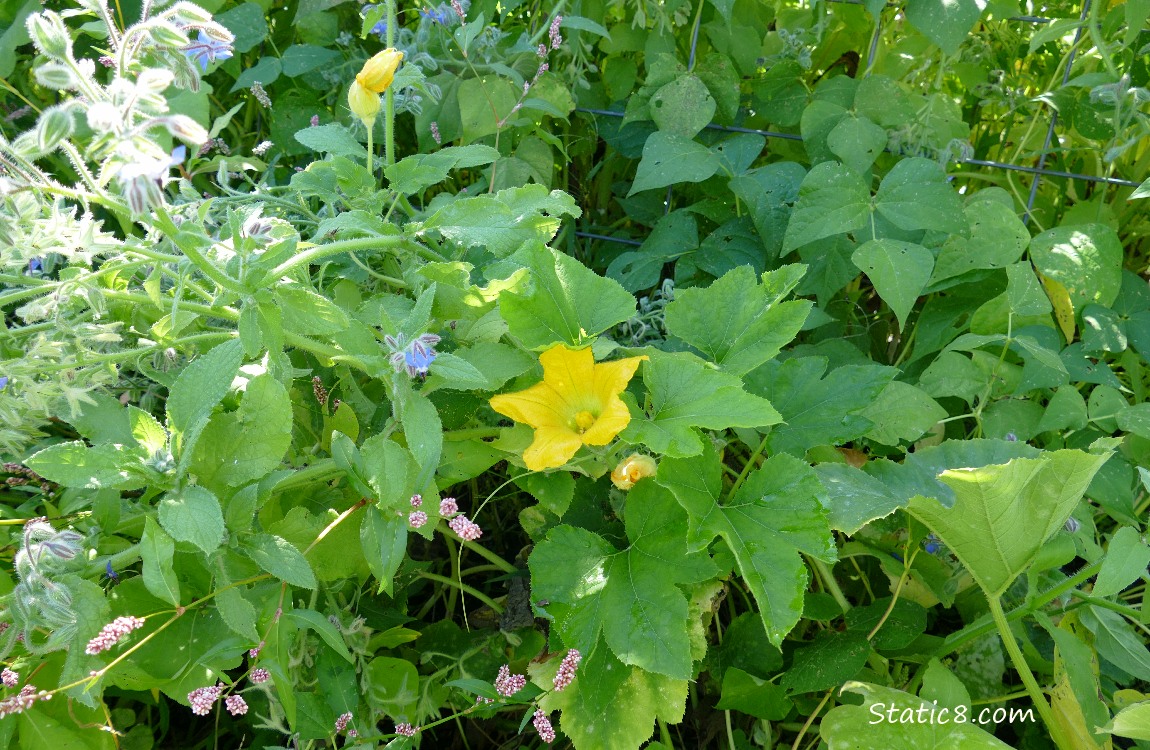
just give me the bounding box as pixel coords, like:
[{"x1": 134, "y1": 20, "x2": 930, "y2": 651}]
[
  {"x1": 611, "y1": 454, "x2": 658, "y2": 490},
  {"x1": 356, "y1": 48, "x2": 404, "y2": 93},
  {"x1": 347, "y1": 79, "x2": 380, "y2": 125}
]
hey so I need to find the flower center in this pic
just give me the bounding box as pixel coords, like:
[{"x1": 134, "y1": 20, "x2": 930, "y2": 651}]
[{"x1": 574, "y1": 410, "x2": 596, "y2": 432}]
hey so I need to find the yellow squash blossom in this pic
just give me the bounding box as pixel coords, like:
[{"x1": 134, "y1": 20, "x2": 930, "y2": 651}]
[
  {"x1": 611, "y1": 454, "x2": 658, "y2": 490},
  {"x1": 490, "y1": 344, "x2": 648, "y2": 471},
  {"x1": 347, "y1": 79, "x2": 381, "y2": 125},
  {"x1": 356, "y1": 48, "x2": 404, "y2": 93}
]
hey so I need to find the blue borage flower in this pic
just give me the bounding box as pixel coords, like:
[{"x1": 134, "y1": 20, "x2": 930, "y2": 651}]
[
  {"x1": 923, "y1": 533, "x2": 942, "y2": 555},
  {"x1": 0, "y1": 376, "x2": 7, "y2": 391},
  {"x1": 182, "y1": 31, "x2": 232, "y2": 72},
  {"x1": 362, "y1": 4, "x2": 387, "y2": 38},
  {"x1": 385, "y1": 333, "x2": 441, "y2": 378},
  {"x1": 420, "y1": 5, "x2": 455, "y2": 24}
]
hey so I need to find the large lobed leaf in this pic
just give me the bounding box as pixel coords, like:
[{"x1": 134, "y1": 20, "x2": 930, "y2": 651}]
[
  {"x1": 529, "y1": 482, "x2": 718, "y2": 680},
  {"x1": 540, "y1": 639, "x2": 688, "y2": 750},
  {"x1": 821, "y1": 682, "x2": 1013, "y2": 748},
  {"x1": 658, "y1": 443, "x2": 835, "y2": 646},
  {"x1": 907, "y1": 449, "x2": 1109, "y2": 597},
  {"x1": 418, "y1": 184, "x2": 580, "y2": 257},
  {"x1": 499, "y1": 242, "x2": 637, "y2": 349},
  {"x1": 664, "y1": 264, "x2": 811, "y2": 376},
  {"x1": 622, "y1": 350, "x2": 782, "y2": 457}
]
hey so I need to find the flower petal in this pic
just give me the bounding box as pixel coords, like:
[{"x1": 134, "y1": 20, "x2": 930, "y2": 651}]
[
  {"x1": 591, "y1": 355, "x2": 648, "y2": 408},
  {"x1": 490, "y1": 382, "x2": 569, "y2": 429},
  {"x1": 580, "y1": 395, "x2": 632, "y2": 445},
  {"x1": 539, "y1": 344, "x2": 596, "y2": 407},
  {"x1": 522, "y1": 426, "x2": 584, "y2": 471}
]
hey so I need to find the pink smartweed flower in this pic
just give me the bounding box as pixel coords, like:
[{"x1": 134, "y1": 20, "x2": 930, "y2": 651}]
[
  {"x1": 250, "y1": 82, "x2": 272, "y2": 108},
  {"x1": 395, "y1": 723, "x2": 418, "y2": 736},
  {"x1": 85, "y1": 616, "x2": 145, "y2": 655},
  {"x1": 224, "y1": 695, "x2": 248, "y2": 716},
  {"x1": 250, "y1": 668, "x2": 270, "y2": 684},
  {"x1": 188, "y1": 684, "x2": 223, "y2": 716},
  {"x1": 0, "y1": 685, "x2": 49, "y2": 719},
  {"x1": 312, "y1": 376, "x2": 329, "y2": 406},
  {"x1": 438, "y1": 497, "x2": 458, "y2": 516},
  {"x1": 1, "y1": 669, "x2": 17, "y2": 687},
  {"x1": 449, "y1": 514, "x2": 482, "y2": 541},
  {"x1": 410, "y1": 494, "x2": 423, "y2": 508},
  {"x1": 409, "y1": 510, "x2": 428, "y2": 529},
  {"x1": 249, "y1": 641, "x2": 264, "y2": 659},
  {"x1": 552, "y1": 649, "x2": 582, "y2": 691},
  {"x1": 430, "y1": 121, "x2": 442, "y2": 145},
  {"x1": 335, "y1": 711, "x2": 353, "y2": 733},
  {"x1": 494, "y1": 665, "x2": 526, "y2": 697},
  {"x1": 548, "y1": 16, "x2": 563, "y2": 50},
  {"x1": 533, "y1": 709, "x2": 556, "y2": 743}
]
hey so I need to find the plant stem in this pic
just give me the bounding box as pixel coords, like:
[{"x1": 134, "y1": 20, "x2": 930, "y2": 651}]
[
  {"x1": 443, "y1": 427, "x2": 503, "y2": 441},
  {"x1": 935, "y1": 560, "x2": 1102, "y2": 657},
  {"x1": 437, "y1": 520, "x2": 517, "y2": 573},
  {"x1": 367, "y1": 124, "x2": 374, "y2": 176},
  {"x1": 727, "y1": 435, "x2": 768, "y2": 499},
  {"x1": 384, "y1": 0, "x2": 397, "y2": 168},
  {"x1": 270, "y1": 234, "x2": 408, "y2": 278},
  {"x1": 866, "y1": 548, "x2": 918, "y2": 640},
  {"x1": 155, "y1": 208, "x2": 247, "y2": 294},
  {"x1": 1086, "y1": 0, "x2": 1120, "y2": 79},
  {"x1": 790, "y1": 689, "x2": 833, "y2": 750},
  {"x1": 304, "y1": 498, "x2": 368, "y2": 555},
  {"x1": 986, "y1": 595, "x2": 1071, "y2": 750},
  {"x1": 269, "y1": 459, "x2": 340, "y2": 495},
  {"x1": 812, "y1": 558, "x2": 851, "y2": 613},
  {"x1": 415, "y1": 570, "x2": 504, "y2": 613}
]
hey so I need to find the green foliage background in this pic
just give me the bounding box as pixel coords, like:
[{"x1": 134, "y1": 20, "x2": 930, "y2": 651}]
[{"x1": 0, "y1": 0, "x2": 1149, "y2": 748}]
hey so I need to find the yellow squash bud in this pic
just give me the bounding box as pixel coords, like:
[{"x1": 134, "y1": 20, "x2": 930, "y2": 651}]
[
  {"x1": 356, "y1": 48, "x2": 404, "y2": 93},
  {"x1": 611, "y1": 454, "x2": 658, "y2": 490},
  {"x1": 347, "y1": 79, "x2": 381, "y2": 125}
]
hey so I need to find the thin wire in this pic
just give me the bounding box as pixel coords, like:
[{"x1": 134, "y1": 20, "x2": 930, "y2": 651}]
[
  {"x1": 577, "y1": 107, "x2": 803, "y2": 141},
  {"x1": 822, "y1": 0, "x2": 1127, "y2": 27},
  {"x1": 1023, "y1": 0, "x2": 1092, "y2": 225},
  {"x1": 575, "y1": 0, "x2": 1141, "y2": 248},
  {"x1": 575, "y1": 108, "x2": 1140, "y2": 187},
  {"x1": 965, "y1": 158, "x2": 1138, "y2": 188},
  {"x1": 575, "y1": 231, "x2": 642, "y2": 246}
]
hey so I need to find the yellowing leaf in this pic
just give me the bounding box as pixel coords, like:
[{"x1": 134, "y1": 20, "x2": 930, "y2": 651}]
[
  {"x1": 1051, "y1": 649, "x2": 1109, "y2": 750},
  {"x1": 1041, "y1": 272, "x2": 1076, "y2": 343}
]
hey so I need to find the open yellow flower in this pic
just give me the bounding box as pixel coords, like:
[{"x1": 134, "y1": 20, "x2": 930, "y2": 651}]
[
  {"x1": 356, "y1": 48, "x2": 404, "y2": 93},
  {"x1": 490, "y1": 344, "x2": 648, "y2": 471}
]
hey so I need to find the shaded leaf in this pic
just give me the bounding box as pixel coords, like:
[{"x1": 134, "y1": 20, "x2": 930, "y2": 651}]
[
  {"x1": 658, "y1": 444, "x2": 834, "y2": 647},
  {"x1": 628, "y1": 132, "x2": 720, "y2": 196}
]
